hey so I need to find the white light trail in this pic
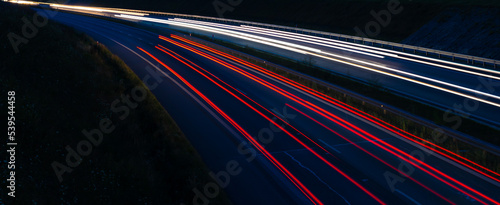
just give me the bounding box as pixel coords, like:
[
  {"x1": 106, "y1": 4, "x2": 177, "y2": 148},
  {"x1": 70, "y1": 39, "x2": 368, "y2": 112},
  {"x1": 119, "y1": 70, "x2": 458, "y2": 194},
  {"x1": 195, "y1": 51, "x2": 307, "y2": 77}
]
[
  {"x1": 170, "y1": 18, "x2": 500, "y2": 82},
  {"x1": 115, "y1": 14, "x2": 500, "y2": 107},
  {"x1": 50, "y1": 4, "x2": 147, "y2": 16},
  {"x1": 170, "y1": 18, "x2": 388, "y2": 59},
  {"x1": 240, "y1": 25, "x2": 500, "y2": 77},
  {"x1": 10, "y1": 0, "x2": 38, "y2": 5}
]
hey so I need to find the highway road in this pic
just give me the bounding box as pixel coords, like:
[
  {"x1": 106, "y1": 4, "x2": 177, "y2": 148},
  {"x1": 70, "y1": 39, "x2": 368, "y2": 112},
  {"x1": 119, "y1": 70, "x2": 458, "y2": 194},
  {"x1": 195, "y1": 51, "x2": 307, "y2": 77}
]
[
  {"x1": 35, "y1": 6, "x2": 500, "y2": 205},
  {"x1": 114, "y1": 15, "x2": 500, "y2": 127}
]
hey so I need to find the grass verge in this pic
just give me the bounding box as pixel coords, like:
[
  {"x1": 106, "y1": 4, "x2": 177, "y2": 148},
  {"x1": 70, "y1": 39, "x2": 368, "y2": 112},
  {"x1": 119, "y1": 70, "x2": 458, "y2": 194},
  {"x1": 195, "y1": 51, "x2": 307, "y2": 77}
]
[{"x1": 0, "y1": 3, "x2": 231, "y2": 204}]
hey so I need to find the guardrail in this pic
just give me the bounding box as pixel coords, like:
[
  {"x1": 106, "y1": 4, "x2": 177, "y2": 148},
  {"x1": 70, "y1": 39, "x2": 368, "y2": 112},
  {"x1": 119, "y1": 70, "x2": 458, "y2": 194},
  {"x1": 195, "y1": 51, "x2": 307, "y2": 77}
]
[{"x1": 107, "y1": 7, "x2": 500, "y2": 69}]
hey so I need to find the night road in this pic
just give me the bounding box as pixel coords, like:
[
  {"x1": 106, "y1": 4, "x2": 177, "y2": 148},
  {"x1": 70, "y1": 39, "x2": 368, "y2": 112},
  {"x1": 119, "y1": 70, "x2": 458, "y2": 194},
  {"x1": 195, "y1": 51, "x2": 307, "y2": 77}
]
[{"x1": 2, "y1": 1, "x2": 500, "y2": 204}]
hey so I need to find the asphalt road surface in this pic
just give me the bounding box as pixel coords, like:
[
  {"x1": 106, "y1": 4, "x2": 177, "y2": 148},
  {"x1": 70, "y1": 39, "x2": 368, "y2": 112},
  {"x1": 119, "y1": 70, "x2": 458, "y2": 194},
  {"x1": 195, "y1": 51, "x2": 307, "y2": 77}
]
[{"x1": 41, "y1": 9, "x2": 500, "y2": 205}]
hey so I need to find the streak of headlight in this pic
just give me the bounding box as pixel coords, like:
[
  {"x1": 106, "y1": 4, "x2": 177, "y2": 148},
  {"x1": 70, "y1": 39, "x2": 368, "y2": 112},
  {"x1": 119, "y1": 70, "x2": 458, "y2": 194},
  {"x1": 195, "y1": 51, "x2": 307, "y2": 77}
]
[
  {"x1": 115, "y1": 15, "x2": 391, "y2": 68},
  {"x1": 50, "y1": 4, "x2": 146, "y2": 16},
  {"x1": 169, "y1": 18, "x2": 499, "y2": 81},
  {"x1": 116, "y1": 14, "x2": 500, "y2": 107},
  {"x1": 239, "y1": 25, "x2": 500, "y2": 76},
  {"x1": 10, "y1": 0, "x2": 38, "y2": 4},
  {"x1": 309, "y1": 52, "x2": 500, "y2": 107},
  {"x1": 169, "y1": 18, "x2": 387, "y2": 59},
  {"x1": 114, "y1": 15, "x2": 331, "y2": 54}
]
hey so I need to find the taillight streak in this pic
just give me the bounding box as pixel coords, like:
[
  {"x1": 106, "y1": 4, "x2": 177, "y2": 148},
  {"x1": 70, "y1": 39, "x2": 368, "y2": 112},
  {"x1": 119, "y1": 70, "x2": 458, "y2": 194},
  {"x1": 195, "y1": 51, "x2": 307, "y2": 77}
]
[
  {"x1": 287, "y1": 104, "x2": 456, "y2": 204},
  {"x1": 170, "y1": 35, "x2": 500, "y2": 184},
  {"x1": 155, "y1": 44, "x2": 332, "y2": 154},
  {"x1": 288, "y1": 100, "x2": 495, "y2": 205},
  {"x1": 137, "y1": 46, "x2": 323, "y2": 205},
  {"x1": 159, "y1": 36, "x2": 500, "y2": 204},
  {"x1": 155, "y1": 43, "x2": 384, "y2": 204}
]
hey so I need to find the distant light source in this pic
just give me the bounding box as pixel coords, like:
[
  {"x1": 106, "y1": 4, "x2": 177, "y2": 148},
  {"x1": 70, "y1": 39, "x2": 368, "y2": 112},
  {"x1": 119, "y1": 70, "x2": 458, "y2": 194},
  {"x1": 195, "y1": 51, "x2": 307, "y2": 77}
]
[
  {"x1": 10, "y1": 0, "x2": 38, "y2": 4},
  {"x1": 50, "y1": 4, "x2": 147, "y2": 16}
]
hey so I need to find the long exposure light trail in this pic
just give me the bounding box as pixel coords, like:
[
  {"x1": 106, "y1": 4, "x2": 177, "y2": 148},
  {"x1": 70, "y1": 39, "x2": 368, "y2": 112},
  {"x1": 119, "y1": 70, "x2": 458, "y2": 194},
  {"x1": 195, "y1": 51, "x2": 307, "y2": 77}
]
[
  {"x1": 113, "y1": 14, "x2": 500, "y2": 108},
  {"x1": 168, "y1": 18, "x2": 388, "y2": 59},
  {"x1": 50, "y1": 4, "x2": 147, "y2": 16},
  {"x1": 156, "y1": 38, "x2": 386, "y2": 205},
  {"x1": 9, "y1": 2, "x2": 500, "y2": 204},
  {"x1": 237, "y1": 25, "x2": 500, "y2": 77},
  {"x1": 137, "y1": 46, "x2": 323, "y2": 205},
  {"x1": 286, "y1": 104, "x2": 455, "y2": 204},
  {"x1": 169, "y1": 18, "x2": 500, "y2": 80},
  {"x1": 159, "y1": 36, "x2": 499, "y2": 205},
  {"x1": 114, "y1": 14, "x2": 390, "y2": 66},
  {"x1": 170, "y1": 34, "x2": 500, "y2": 183}
]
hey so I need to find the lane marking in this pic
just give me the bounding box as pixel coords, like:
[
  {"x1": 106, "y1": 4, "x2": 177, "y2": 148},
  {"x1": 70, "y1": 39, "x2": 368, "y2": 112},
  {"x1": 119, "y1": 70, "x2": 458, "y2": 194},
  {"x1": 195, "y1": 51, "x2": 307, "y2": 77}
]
[
  {"x1": 271, "y1": 108, "x2": 286, "y2": 119},
  {"x1": 284, "y1": 151, "x2": 351, "y2": 205},
  {"x1": 318, "y1": 139, "x2": 341, "y2": 154},
  {"x1": 235, "y1": 88, "x2": 247, "y2": 96},
  {"x1": 227, "y1": 55, "x2": 500, "y2": 187},
  {"x1": 395, "y1": 189, "x2": 422, "y2": 205},
  {"x1": 73, "y1": 25, "x2": 249, "y2": 144},
  {"x1": 41, "y1": 20, "x2": 324, "y2": 204}
]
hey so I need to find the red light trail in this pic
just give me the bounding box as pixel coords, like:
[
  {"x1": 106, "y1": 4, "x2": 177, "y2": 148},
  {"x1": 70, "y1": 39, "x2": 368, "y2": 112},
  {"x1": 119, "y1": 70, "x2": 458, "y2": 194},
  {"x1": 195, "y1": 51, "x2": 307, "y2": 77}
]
[
  {"x1": 170, "y1": 34, "x2": 500, "y2": 184},
  {"x1": 157, "y1": 35, "x2": 500, "y2": 204},
  {"x1": 137, "y1": 46, "x2": 324, "y2": 205},
  {"x1": 154, "y1": 43, "x2": 384, "y2": 204}
]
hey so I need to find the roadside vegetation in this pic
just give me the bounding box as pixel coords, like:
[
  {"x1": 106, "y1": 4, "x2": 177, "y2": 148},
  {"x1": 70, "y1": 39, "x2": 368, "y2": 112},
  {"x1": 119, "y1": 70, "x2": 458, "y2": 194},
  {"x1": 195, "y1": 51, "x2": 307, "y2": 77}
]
[{"x1": 0, "y1": 3, "x2": 231, "y2": 204}]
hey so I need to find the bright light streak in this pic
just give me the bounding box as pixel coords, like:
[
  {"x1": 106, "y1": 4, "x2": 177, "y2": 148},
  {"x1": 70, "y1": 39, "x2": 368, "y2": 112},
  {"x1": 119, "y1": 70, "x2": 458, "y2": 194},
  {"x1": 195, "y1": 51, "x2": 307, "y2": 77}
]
[
  {"x1": 50, "y1": 4, "x2": 147, "y2": 16},
  {"x1": 116, "y1": 15, "x2": 384, "y2": 70},
  {"x1": 10, "y1": 0, "x2": 38, "y2": 5},
  {"x1": 138, "y1": 46, "x2": 324, "y2": 205},
  {"x1": 116, "y1": 15, "x2": 391, "y2": 68},
  {"x1": 308, "y1": 52, "x2": 500, "y2": 108},
  {"x1": 157, "y1": 42, "x2": 338, "y2": 160},
  {"x1": 171, "y1": 34, "x2": 500, "y2": 184},
  {"x1": 302, "y1": 100, "x2": 498, "y2": 205},
  {"x1": 160, "y1": 36, "x2": 388, "y2": 204},
  {"x1": 162, "y1": 35, "x2": 500, "y2": 204},
  {"x1": 239, "y1": 25, "x2": 500, "y2": 77},
  {"x1": 116, "y1": 14, "x2": 322, "y2": 53},
  {"x1": 170, "y1": 18, "x2": 387, "y2": 59},
  {"x1": 116, "y1": 14, "x2": 500, "y2": 106},
  {"x1": 287, "y1": 104, "x2": 455, "y2": 204},
  {"x1": 320, "y1": 52, "x2": 500, "y2": 101}
]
